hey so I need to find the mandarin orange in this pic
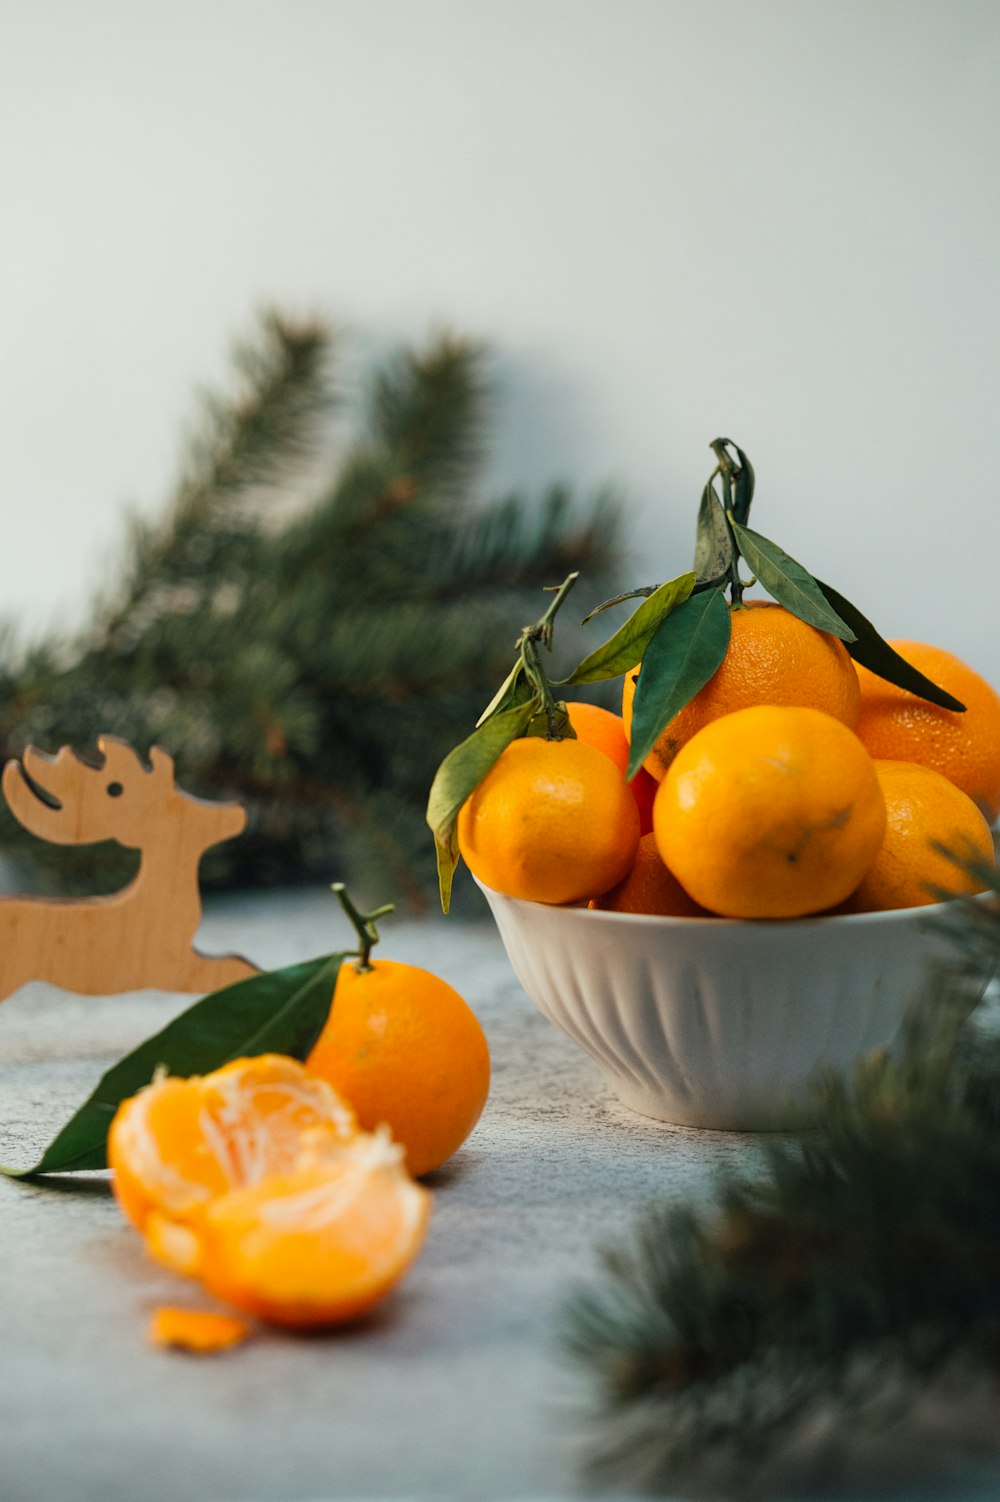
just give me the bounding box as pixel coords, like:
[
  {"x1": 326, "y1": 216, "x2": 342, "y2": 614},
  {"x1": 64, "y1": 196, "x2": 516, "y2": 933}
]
[
  {"x1": 855, "y1": 643, "x2": 1000, "y2": 820},
  {"x1": 457, "y1": 735, "x2": 640, "y2": 905},
  {"x1": 146, "y1": 1131, "x2": 431, "y2": 1329},
  {"x1": 588, "y1": 832, "x2": 709, "y2": 917},
  {"x1": 622, "y1": 600, "x2": 861, "y2": 781},
  {"x1": 566, "y1": 700, "x2": 658, "y2": 832},
  {"x1": 306, "y1": 956, "x2": 490, "y2": 1179},
  {"x1": 653, "y1": 705, "x2": 885, "y2": 918},
  {"x1": 843, "y1": 760, "x2": 995, "y2": 912}
]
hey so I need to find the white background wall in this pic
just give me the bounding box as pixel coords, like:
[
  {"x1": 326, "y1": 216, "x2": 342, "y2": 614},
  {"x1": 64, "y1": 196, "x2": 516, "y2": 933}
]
[{"x1": 1, "y1": 0, "x2": 998, "y2": 675}]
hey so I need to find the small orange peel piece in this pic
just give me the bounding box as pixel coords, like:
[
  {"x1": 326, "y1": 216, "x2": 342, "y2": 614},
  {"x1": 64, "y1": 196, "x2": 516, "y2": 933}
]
[{"x1": 147, "y1": 1306, "x2": 250, "y2": 1354}]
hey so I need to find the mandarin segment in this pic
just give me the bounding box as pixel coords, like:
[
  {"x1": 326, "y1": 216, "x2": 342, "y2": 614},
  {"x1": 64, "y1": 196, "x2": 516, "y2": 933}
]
[
  {"x1": 622, "y1": 601, "x2": 861, "y2": 781},
  {"x1": 307, "y1": 956, "x2": 490, "y2": 1179},
  {"x1": 843, "y1": 760, "x2": 995, "y2": 913},
  {"x1": 192, "y1": 1133, "x2": 431, "y2": 1328},
  {"x1": 855, "y1": 642, "x2": 1000, "y2": 820},
  {"x1": 457, "y1": 735, "x2": 640, "y2": 905},
  {"x1": 109, "y1": 1054, "x2": 358, "y2": 1232},
  {"x1": 654, "y1": 706, "x2": 886, "y2": 919}
]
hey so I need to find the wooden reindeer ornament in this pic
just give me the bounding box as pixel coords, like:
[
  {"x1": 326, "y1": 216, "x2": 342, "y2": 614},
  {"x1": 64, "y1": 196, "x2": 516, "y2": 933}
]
[{"x1": 0, "y1": 736, "x2": 258, "y2": 1000}]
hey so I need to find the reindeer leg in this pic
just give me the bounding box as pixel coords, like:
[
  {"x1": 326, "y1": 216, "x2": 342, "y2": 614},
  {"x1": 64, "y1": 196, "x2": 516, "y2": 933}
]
[{"x1": 178, "y1": 949, "x2": 260, "y2": 994}]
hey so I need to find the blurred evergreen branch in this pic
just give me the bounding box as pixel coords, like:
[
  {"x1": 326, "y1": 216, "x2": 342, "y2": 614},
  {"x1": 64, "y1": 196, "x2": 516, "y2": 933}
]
[
  {"x1": 563, "y1": 863, "x2": 1000, "y2": 1492},
  {"x1": 0, "y1": 311, "x2": 621, "y2": 906}
]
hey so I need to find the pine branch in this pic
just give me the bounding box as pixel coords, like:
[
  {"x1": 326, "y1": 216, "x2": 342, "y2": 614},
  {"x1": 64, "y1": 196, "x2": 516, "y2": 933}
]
[
  {"x1": 0, "y1": 311, "x2": 621, "y2": 903},
  {"x1": 563, "y1": 872, "x2": 1000, "y2": 1489},
  {"x1": 175, "y1": 307, "x2": 333, "y2": 515},
  {"x1": 94, "y1": 310, "x2": 333, "y2": 649}
]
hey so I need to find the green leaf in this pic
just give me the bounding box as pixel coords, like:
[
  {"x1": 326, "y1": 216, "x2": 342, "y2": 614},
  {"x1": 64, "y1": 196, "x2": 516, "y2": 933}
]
[
  {"x1": 730, "y1": 523, "x2": 856, "y2": 642},
  {"x1": 719, "y1": 437, "x2": 755, "y2": 524},
  {"x1": 627, "y1": 589, "x2": 732, "y2": 778},
  {"x1": 2, "y1": 953, "x2": 346, "y2": 1179},
  {"x1": 476, "y1": 658, "x2": 530, "y2": 727},
  {"x1": 693, "y1": 483, "x2": 733, "y2": 582},
  {"x1": 562, "y1": 573, "x2": 696, "y2": 686},
  {"x1": 426, "y1": 700, "x2": 535, "y2": 912},
  {"x1": 813, "y1": 579, "x2": 966, "y2": 712}
]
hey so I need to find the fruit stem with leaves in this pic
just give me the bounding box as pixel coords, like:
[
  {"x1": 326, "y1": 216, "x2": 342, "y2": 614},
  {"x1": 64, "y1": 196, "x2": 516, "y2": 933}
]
[
  {"x1": 427, "y1": 437, "x2": 968, "y2": 910},
  {"x1": 426, "y1": 574, "x2": 586, "y2": 911}
]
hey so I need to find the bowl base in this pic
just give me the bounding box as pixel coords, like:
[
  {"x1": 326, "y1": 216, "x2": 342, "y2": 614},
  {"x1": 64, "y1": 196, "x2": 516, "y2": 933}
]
[{"x1": 613, "y1": 1078, "x2": 819, "y2": 1133}]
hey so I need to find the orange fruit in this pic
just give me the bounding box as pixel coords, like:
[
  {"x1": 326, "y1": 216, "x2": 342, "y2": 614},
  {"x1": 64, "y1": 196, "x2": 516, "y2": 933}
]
[
  {"x1": 629, "y1": 766, "x2": 659, "y2": 836},
  {"x1": 108, "y1": 1054, "x2": 357, "y2": 1233},
  {"x1": 147, "y1": 1307, "x2": 250, "y2": 1354},
  {"x1": 622, "y1": 600, "x2": 861, "y2": 781},
  {"x1": 306, "y1": 956, "x2": 490, "y2": 1179},
  {"x1": 566, "y1": 700, "x2": 657, "y2": 832},
  {"x1": 843, "y1": 760, "x2": 995, "y2": 913},
  {"x1": 588, "y1": 832, "x2": 710, "y2": 917},
  {"x1": 854, "y1": 643, "x2": 1000, "y2": 820},
  {"x1": 146, "y1": 1132, "x2": 431, "y2": 1329},
  {"x1": 457, "y1": 735, "x2": 640, "y2": 904},
  {"x1": 565, "y1": 701, "x2": 630, "y2": 772},
  {"x1": 654, "y1": 705, "x2": 886, "y2": 919}
]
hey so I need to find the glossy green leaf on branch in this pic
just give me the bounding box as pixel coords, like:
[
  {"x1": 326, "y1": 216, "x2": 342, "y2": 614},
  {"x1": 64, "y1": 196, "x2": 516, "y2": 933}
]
[
  {"x1": 426, "y1": 700, "x2": 536, "y2": 911},
  {"x1": 626, "y1": 589, "x2": 732, "y2": 779},
  {"x1": 476, "y1": 659, "x2": 530, "y2": 726},
  {"x1": 730, "y1": 523, "x2": 855, "y2": 641},
  {"x1": 814, "y1": 580, "x2": 966, "y2": 712},
  {"x1": 693, "y1": 483, "x2": 733, "y2": 582},
  {"x1": 562, "y1": 573, "x2": 696, "y2": 686},
  {"x1": 2, "y1": 953, "x2": 346, "y2": 1179}
]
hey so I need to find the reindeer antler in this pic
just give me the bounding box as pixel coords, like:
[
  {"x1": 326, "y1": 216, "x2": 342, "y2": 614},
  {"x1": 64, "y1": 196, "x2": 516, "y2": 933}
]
[
  {"x1": 148, "y1": 746, "x2": 176, "y2": 785},
  {"x1": 96, "y1": 735, "x2": 153, "y2": 780}
]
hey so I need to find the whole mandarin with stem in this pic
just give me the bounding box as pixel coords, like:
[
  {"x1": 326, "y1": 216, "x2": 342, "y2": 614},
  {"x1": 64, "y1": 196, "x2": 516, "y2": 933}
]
[
  {"x1": 306, "y1": 885, "x2": 490, "y2": 1179},
  {"x1": 653, "y1": 705, "x2": 886, "y2": 919},
  {"x1": 622, "y1": 600, "x2": 861, "y2": 782},
  {"x1": 854, "y1": 642, "x2": 1000, "y2": 820},
  {"x1": 457, "y1": 735, "x2": 639, "y2": 905}
]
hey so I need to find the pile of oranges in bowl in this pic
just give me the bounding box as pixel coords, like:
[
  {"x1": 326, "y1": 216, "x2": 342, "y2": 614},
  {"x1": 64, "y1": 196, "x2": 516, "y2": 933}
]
[
  {"x1": 436, "y1": 441, "x2": 999, "y2": 1128},
  {"x1": 459, "y1": 609, "x2": 999, "y2": 923}
]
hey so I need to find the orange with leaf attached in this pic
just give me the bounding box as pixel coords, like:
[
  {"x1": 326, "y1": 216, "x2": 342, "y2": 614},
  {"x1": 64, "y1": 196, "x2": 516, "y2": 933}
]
[
  {"x1": 307, "y1": 954, "x2": 490, "y2": 1179},
  {"x1": 622, "y1": 601, "x2": 861, "y2": 782},
  {"x1": 457, "y1": 735, "x2": 640, "y2": 905}
]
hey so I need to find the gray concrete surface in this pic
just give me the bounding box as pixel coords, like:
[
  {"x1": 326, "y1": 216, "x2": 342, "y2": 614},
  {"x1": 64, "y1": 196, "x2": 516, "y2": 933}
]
[{"x1": 1, "y1": 889, "x2": 999, "y2": 1502}]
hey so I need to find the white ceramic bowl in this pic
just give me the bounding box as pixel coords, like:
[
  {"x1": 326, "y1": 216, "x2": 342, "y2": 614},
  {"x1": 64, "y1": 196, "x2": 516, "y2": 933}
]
[{"x1": 477, "y1": 880, "x2": 984, "y2": 1130}]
